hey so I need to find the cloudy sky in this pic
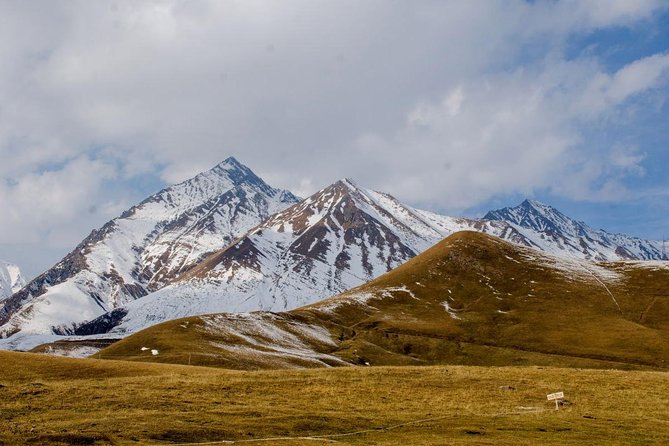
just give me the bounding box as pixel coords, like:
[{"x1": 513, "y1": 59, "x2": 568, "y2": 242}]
[{"x1": 2, "y1": 0, "x2": 669, "y2": 278}]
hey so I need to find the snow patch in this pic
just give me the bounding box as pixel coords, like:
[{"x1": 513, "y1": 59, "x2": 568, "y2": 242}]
[
  {"x1": 202, "y1": 313, "x2": 344, "y2": 367},
  {"x1": 441, "y1": 301, "x2": 461, "y2": 320}
]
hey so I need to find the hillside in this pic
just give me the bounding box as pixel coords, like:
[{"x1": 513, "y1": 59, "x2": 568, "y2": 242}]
[
  {"x1": 2, "y1": 350, "x2": 669, "y2": 445},
  {"x1": 97, "y1": 231, "x2": 669, "y2": 370}
]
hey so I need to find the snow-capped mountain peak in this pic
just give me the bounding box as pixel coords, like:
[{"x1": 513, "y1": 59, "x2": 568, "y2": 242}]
[
  {"x1": 0, "y1": 261, "x2": 25, "y2": 301},
  {"x1": 485, "y1": 199, "x2": 600, "y2": 239},
  {"x1": 210, "y1": 156, "x2": 281, "y2": 195},
  {"x1": 485, "y1": 200, "x2": 662, "y2": 260},
  {"x1": 2, "y1": 168, "x2": 666, "y2": 352},
  {"x1": 0, "y1": 158, "x2": 300, "y2": 340}
]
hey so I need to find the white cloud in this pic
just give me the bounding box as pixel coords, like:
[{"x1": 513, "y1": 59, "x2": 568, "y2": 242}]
[
  {"x1": 609, "y1": 147, "x2": 647, "y2": 176},
  {"x1": 577, "y1": 53, "x2": 669, "y2": 115},
  {"x1": 351, "y1": 54, "x2": 668, "y2": 209},
  {"x1": 0, "y1": 157, "x2": 118, "y2": 244},
  {"x1": 0, "y1": 0, "x2": 668, "y2": 273}
]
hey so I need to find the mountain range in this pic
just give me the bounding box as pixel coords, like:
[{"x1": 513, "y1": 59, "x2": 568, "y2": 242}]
[{"x1": 0, "y1": 158, "x2": 665, "y2": 352}]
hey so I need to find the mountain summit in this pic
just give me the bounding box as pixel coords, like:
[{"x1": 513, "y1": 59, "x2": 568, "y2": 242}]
[
  {"x1": 0, "y1": 261, "x2": 25, "y2": 301},
  {"x1": 484, "y1": 199, "x2": 587, "y2": 236},
  {"x1": 485, "y1": 199, "x2": 663, "y2": 260},
  {"x1": 0, "y1": 158, "x2": 299, "y2": 344}
]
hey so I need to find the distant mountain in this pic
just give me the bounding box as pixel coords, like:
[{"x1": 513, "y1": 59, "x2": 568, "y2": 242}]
[
  {"x1": 0, "y1": 157, "x2": 299, "y2": 341},
  {"x1": 0, "y1": 261, "x2": 25, "y2": 301},
  {"x1": 75, "y1": 179, "x2": 527, "y2": 337},
  {"x1": 484, "y1": 199, "x2": 664, "y2": 261},
  {"x1": 96, "y1": 232, "x2": 669, "y2": 371}
]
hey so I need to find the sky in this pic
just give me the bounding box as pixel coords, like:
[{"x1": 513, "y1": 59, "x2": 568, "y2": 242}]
[{"x1": 1, "y1": 0, "x2": 669, "y2": 278}]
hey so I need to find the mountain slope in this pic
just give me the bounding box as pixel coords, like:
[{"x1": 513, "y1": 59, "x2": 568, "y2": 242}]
[
  {"x1": 97, "y1": 231, "x2": 669, "y2": 370},
  {"x1": 86, "y1": 180, "x2": 528, "y2": 337},
  {"x1": 0, "y1": 158, "x2": 299, "y2": 343},
  {"x1": 485, "y1": 199, "x2": 664, "y2": 261},
  {"x1": 0, "y1": 261, "x2": 25, "y2": 301}
]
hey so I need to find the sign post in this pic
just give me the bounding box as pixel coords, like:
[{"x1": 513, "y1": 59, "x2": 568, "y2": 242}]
[{"x1": 547, "y1": 391, "x2": 565, "y2": 410}]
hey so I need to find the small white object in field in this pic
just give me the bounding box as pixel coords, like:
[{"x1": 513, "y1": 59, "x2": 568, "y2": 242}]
[
  {"x1": 547, "y1": 391, "x2": 564, "y2": 401},
  {"x1": 151, "y1": 349, "x2": 159, "y2": 356},
  {"x1": 547, "y1": 391, "x2": 565, "y2": 410},
  {"x1": 140, "y1": 347, "x2": 149, "y2": 351}
]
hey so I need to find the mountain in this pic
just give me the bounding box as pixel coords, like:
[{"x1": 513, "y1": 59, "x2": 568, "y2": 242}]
[
  {"x1": 0, "y1": 261, "x2": 25, "y2": 301},
  {"x1": 485, "y1": 199, "x2": 664, "y2": 261},
  {"x1": 4, "y1": 168, "x2": 666, "y2": 353},
  {"x1": 75, "y1": 179, "x2": 530, "y2": 338},
  {"x1": 0, "y1": 157, "x2": 299, "y2": 345},
  {"x1": 96, "y1": 231, "x2": 669, "y2": 371}
]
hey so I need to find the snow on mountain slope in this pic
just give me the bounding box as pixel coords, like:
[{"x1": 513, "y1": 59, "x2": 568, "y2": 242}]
[
  {"x1": 0, "y1": 261, "x2": 25, "y2": 301},
  {"x1": 88, "y1": 179, "x2": 529, "y2": 336},
  {"x1": 0, "y1": 158, "x2": 299, "y2": 339},
  {"x1": 484, "y1": 199, "x2": 664, "y2": 261}
]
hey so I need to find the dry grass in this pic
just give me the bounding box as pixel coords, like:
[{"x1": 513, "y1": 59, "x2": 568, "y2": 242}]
[{"x1": 2, "y1": 350, "x2": 669, "y2": 445}]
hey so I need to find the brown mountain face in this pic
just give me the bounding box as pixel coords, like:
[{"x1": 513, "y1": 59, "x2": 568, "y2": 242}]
[
  {"x1": 96, "y1": 231, "x2": 669, "y2": 371},
  {"x1": 182, "y1": 179, "x2": 423, "y2": 284}
]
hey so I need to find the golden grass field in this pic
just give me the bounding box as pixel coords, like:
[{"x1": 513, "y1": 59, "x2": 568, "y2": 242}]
[{"x1": 2, "y1": 350, "x2": 669, "y2": 445}]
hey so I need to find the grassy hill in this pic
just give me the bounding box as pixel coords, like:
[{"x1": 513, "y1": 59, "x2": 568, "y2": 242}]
[
  {"x1": 2, "y1": 350, "x2": 669, "y2": 445},
  {"x1": 96, "y1": 231, "x2": 669, "y2": 370}
]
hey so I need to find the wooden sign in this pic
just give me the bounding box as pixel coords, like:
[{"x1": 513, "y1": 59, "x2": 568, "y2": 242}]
[{"x1": 547, "y1": 391, "x2": 565, "y2": 410}]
